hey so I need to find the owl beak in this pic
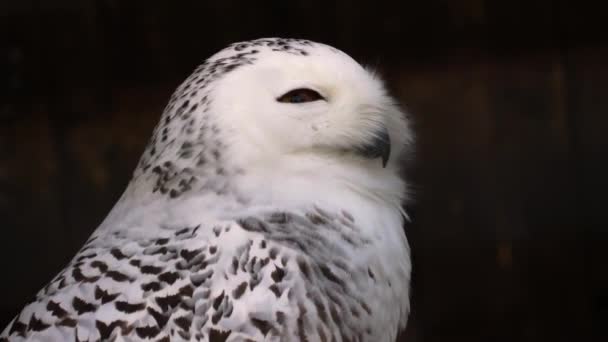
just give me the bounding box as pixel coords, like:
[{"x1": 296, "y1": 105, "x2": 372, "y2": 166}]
[{"x1": 355, "y1": 124, "x2": 391, "y2": 168}]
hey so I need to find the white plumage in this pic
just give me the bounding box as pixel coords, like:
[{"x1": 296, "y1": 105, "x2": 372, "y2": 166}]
[{"x1": 2, "y1": 38, "x2": 413, "y2": 342}]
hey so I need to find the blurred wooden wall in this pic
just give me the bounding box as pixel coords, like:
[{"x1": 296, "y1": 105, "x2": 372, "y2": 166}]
[{"x1": 1, "y1": 1, "x2": 607, "y2": 341}]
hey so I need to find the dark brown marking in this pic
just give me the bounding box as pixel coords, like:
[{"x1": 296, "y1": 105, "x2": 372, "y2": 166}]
[
  {"x1": 72, "y1": 267, "x2": 99, "y2": 283},
  {"x1": 212, "y1": 291, "x2": 225, "y2": 310},
  {"x1": 8, "y1": 321, "x2": 27, "y2": 337},
  {"x1": 148, "y1": 246, "x2": 168, "y2": 255},
  {"x1": 56, "y1": 318, "x2": 77, "y2": 328},
  {"x1": 249, "y1": 256, "x2": 258, "y2": 272},
  {"x1": 297, "y1": 258, "x2": 311, "y2": 279},
  {"x1": 174, "y1": 315, "x2": 192, "y2": 331},
  {"x1": 158, "y1": 271, "x2": 180, "y2": 285},
  {"x1": 72, "y1": 297, "x2": 96, "y2": 314},
  {"x1": 90, "y1": 260, "x2": 109, "y2": 272},
  {"x1": 47, "y1": 301, "x2": 67, "y2": 318},
  {"x1": 211, "y1": 310, "x2": 222, "y2": 325},
  {"x1": 177, "y1": 330, "x2": 191, "y2": 340},
  {"x1": 142, "y1": 281, "x2": 162, "y2": 292},
  {"x1": 269, "y1": 284, "x2": 282, "y2": 298},
  {"x1": 271, "y1": 264, "x2": 286, "y2": 283},
  {"x1": 178, "y1": 284, "x2": 194, "y2": 297},
  {"x1": 28, "y1": 315, "x2": 49, "y2": 332},
  {"x1": 155, "y1": 293, "x2": 181, "y2": 311},
  {"x1": 231, "y1": 257, "x2": 238, "y2": 274},
  {"x1": 350, "y1": 306, "x2": 360, "y2": 318},
  {"x1": 249, "y1": 275, "x2": 261, "y2": 290},
  {"x1": 96, "y1": 320, "x2": 128, "y2": 340},
  {"x1": 115, "y1": 301, "x2": 146, "y2": 313},
  {"x1": 297, "y1": 313, "x2": 309, "y2": 342},
  {"x1": 175, "y1": 228, "x2": 189, "y2": 236},
  {"x1": 147, "y1": 307, "x2": 169, "y2": 329},
  {"x1": 269, "y1": 248, "x2": 278, "y2": 260},
  {"x1": 361, "y1": 301, "x2": 372, "y2": 315},
  {"x1": 110, "y1": 248, "x2": 127, "y2": 260},
  {"x1": 136, "y1": 325, "x2": 160, "y2": 339},
  {"x1": 319, "y1": 265, "x2": 345, "y2": 288},
  {"x1": 250, "y1": 317, "x2": 272, "y2": 337},
  {"x1": 209, "y1": 328, "x2": 231, "y2": 342},
  {"x1": 76, "y1": 253, "x2": 97, "y2": 261},
  {"x1": 141, "y1": 265, "x2": 163, "y2": 275},
  {"x1": 313, "y1": 297, "x2": 328, "y2": 322},
  {"x1": 190, "y1": 270, "x2": 213, "y2": 286},
  {"x1": 330, "y1": 305, "x2": 340, "y2": 325},
  {"x1": 232, "y1": 282, "x2": 247, "y2": 299},
  {"x1": 237, "y1": 218, "x2": 269, "y2": 233},
  {"x1": 180, "y1": 249, "x2": 201, "y2": 262},
  {"x1": 106, "y1": 270, "x2": 130, "y2": 282},
  {"x1": 261, "y1": 257, "x2": 270, "y2": 267}
]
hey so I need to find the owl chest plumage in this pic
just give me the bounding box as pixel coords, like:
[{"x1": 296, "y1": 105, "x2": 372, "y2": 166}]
[{"x1": 2, "y1": 204, "x2": 406, "y2": 342}]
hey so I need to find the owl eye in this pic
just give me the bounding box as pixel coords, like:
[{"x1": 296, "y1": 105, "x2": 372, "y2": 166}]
[{"x1": 277, "y1": 88, "x2": 325, "y2": 103}]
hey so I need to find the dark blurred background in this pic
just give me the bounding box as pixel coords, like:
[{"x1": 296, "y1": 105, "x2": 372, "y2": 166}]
[{"x1": 1, "y1": 1, "x2": 607, "y2": 341}]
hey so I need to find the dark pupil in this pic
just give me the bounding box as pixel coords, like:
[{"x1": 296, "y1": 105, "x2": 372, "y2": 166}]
[
  {"x1": 290, "y1": 93, "x2": 306, "y2": 103},
  {"x1": 278, "y1": 88, "x2": 323, "y2": 103}
]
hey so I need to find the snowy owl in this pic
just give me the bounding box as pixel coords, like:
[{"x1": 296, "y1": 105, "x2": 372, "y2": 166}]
[{"x1": 1, "y1": 38, "x2": 413, "y2": 342}]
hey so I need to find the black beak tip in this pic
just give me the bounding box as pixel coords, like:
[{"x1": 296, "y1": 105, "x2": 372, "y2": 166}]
[
  {"x1": 381, "y1": 144, "x2": 390, "y2": 168},
  {"x1": 356, "y1": 125, "x2": 391, "y2": 168}
]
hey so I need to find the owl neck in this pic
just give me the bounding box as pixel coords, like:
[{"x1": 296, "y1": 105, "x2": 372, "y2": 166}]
[{"x1": 99, "y1": 148, "x2": 405, "y2": 235}]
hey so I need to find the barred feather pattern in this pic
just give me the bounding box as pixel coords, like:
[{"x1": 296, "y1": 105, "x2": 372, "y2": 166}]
[{"x1": 2, "y1": 206, "x2": 401, "y2": 341}]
